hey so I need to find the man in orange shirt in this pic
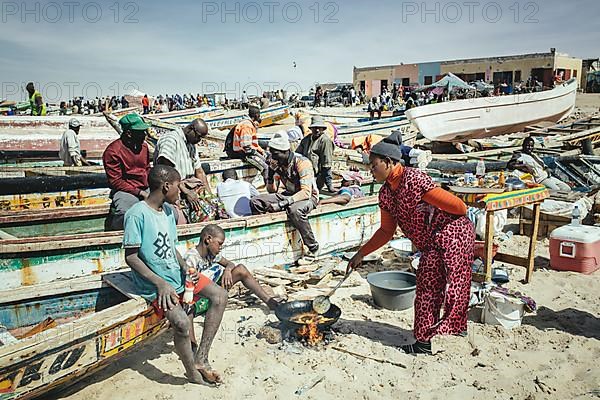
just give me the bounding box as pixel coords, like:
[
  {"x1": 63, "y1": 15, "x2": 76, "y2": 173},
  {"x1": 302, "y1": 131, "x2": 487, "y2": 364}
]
[
  {"x1": 142, "y1": 94, "x2": 150, "y2": 114},
  {"x1": 225, "y1": 106, "x2": 268, "y2": 182}
]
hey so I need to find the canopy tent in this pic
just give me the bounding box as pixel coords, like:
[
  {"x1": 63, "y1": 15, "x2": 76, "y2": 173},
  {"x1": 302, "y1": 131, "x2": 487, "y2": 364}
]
[{"x1": 417, "y1": 73, "x2": 474, "y2": 94}]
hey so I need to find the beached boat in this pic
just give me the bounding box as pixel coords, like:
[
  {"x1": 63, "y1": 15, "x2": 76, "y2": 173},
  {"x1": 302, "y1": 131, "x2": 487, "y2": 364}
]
[
  {"x1": 192, "y1": 104, "x2": 290, "y2": 130},
  {"x1": 0, "y1": 195, "x2": 380, "y2": 289},
  {"x1": 152, "y1": 105, "x2": 224, "y2": 121},
  {"x1": 0, "y1": 271, "x2": 167, "y2": 400},
  {"x1": 405, "y1": 78, "x2": 578, "y2": 142},
  {"x1": 308, "y1": 110, "x2": 397, "y2": 124},
  {"x1": 0, "y1": 158, "x2": 259, "y2": 211}
]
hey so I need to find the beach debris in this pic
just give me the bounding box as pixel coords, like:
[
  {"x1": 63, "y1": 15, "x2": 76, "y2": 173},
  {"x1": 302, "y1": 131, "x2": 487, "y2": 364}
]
[
  {"x1": 294, "y1": 375, "x2": 324, "y2": 396},
  {"x1": 332, "y1": 346, "x2": 407, "y2": 369}
]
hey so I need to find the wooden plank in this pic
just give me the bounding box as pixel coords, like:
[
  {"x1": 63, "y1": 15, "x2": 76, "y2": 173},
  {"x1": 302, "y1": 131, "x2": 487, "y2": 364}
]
[
  {"x1": 494, "y1": 253, "x2": 528, "y2": 267},
  {"x1": 0, "y1": 274, "x2": 107, "y2": 304},
  {"x1": 309, "y1": 263, "x2": 336, "y2": 280},
  {"x1": 103, "y1": 271, "x2": 142, "y2": 300},
  {"x1": 253, "y1": 268, "x2": 311, "y2": 282},
  {"x1": 484, "y1": 211, "x2": 495, "y2": 282},
  {"x1": 526, "y1": 203, "x2": 541, "y2": 283}
]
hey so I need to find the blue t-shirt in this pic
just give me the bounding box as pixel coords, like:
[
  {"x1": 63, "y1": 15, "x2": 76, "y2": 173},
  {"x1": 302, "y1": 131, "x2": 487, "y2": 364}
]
[{"x1": 123, "y1": 201, "x2": 183, "y2": 301}]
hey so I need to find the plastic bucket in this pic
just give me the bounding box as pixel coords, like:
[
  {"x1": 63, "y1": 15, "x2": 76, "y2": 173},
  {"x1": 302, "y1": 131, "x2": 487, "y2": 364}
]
[{"x1": 482, "y1": 291, "x2": 524, "y2": 329}]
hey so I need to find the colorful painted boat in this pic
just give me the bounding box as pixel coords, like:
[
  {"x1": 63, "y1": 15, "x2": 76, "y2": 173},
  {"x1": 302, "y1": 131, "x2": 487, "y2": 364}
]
[
  {"x1": 0, "y1": 158, "x2": 263, "y2": 212},
  {"x1": 405, "y1": 78, "x2": 578, "y2": 142},
  {"x1": 0, "y1": 271, "x2": 167, "y2": 400},
  {"x1": 179, "y1": 104, "x2": 290, "y2": 130},
  {"x1": 308, "y1": 110, "x2": 397, "y2": 124},
  {"x1": 0, "y1": 196, "x2": 380, "y2": 290},
  {"x1": 152, "y1": 105, "x2": 224, "y2": 121}
]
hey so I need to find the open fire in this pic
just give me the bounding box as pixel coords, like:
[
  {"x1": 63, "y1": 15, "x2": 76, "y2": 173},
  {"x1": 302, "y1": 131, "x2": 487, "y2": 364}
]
[{"x1": 297, "y1": 321, "x2": 324, "y2": 346}]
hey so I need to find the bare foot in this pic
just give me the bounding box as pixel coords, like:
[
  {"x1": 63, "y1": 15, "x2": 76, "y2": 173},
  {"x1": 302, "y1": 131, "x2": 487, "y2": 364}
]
[
  {"x1": 267, "y1": 298, "x2": 282, "y2": 310},
  {"x1": 185, "y1": 370, "x2": 217, "y2": 387},
  {"x1": 196, "y1": 363, "x2": 223, "y2": 385}
]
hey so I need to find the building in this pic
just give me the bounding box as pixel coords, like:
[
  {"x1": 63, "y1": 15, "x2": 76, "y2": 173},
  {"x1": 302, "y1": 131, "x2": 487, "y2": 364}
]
[{"x1": 353, "y1": 49, "x2": 583, "y2": 98}]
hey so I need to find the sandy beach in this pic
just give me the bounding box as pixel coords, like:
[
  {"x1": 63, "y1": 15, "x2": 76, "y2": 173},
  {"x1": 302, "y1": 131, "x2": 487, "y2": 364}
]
[{"x1": 49, "y1": 223, "x2": 599, "y2": 400}]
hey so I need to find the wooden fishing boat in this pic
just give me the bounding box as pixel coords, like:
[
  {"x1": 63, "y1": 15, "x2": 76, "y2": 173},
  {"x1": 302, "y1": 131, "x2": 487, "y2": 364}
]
[
  {"x1": 307, "y1": 110, "x2": 397, "y2": 124},
  {"x1": 405, "y1": 78, "x2": 578, "y2": 142},
  {"x1": 0, "y1": 196, "x2": 380, "y2": 290},
  {"x1": 0, "y1": 271, "x2": 167, "y2": 399},
  {"x1": 186, "y1": 104, "x2": 290, "y2": 130},
  {"x1": 0, "y1": 158, "x2": 258, "y2": 211},
  {"x1": 152, "y1": 105, "x2": 224, "y2": 121}
]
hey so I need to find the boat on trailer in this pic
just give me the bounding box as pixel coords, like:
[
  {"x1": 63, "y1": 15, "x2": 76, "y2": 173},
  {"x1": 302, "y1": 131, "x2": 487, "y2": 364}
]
[{"x1": 405, "y1": 78, "x2": 578, "y2": 142}]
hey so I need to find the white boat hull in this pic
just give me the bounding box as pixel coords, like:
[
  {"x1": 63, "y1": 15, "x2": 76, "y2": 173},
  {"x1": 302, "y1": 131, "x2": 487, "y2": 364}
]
[{"x1": 405, "y1": 79, "x2": 578, "y2": 142}]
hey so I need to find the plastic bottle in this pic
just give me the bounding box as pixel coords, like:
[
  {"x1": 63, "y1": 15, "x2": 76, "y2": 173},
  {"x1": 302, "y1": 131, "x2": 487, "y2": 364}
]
[
  {"x1": 182, "y1": 267, "x2": 196, "y2": 305},
  {"x1": 476, "y1": 158, "x2": 486, "y2": 178},
  {"x1": 571, "y1": 205, "x2": 581, "y2": 226}
]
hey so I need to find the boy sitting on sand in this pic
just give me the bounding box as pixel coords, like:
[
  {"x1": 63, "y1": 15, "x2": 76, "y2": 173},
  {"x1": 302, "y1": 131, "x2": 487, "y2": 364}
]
[
  {"x1": 123, "y1": 165, "x2": 227, "y2": 386},
  {"x1": 184, "y1": 224, "x2": 281, "y2": 311}
]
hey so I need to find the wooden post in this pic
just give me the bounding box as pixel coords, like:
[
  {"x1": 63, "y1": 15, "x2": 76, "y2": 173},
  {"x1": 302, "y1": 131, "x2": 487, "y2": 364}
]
[
  {"x1": 526, "y1": 202, "x2": 542, "y2": 283},
  {"x1": 484, "y1": 210, "x2": 495, "y2": 282}
]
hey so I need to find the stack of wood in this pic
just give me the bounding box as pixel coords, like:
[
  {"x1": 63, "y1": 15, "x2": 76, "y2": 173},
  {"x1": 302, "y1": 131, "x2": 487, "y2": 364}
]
[{"x1": 224, "y1": 258, "x2": 359, "y2": 310}]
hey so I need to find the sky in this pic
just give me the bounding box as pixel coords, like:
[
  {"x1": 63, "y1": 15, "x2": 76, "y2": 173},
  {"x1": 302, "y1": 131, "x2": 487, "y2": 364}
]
[{"x1": 1, "y1": 0, "x2": 598, "y2": 102}]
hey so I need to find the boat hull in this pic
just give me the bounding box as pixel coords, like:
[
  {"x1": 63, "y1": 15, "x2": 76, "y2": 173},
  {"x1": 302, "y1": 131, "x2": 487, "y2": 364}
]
[
  {"x1": 0, "y1": 279, "x2": 166, "y2": 400},
  {"x1": 405, "y1": 79, "x2": 578, "y2": 142},
  {"x1": 0, "y1": 197, "x2": 380, "y2": 289}
]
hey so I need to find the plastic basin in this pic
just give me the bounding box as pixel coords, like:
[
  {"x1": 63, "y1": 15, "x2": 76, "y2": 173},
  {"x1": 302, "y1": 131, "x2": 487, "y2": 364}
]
[{"x1": 367, "y1": 271, "x2": 417, "y2": 311}]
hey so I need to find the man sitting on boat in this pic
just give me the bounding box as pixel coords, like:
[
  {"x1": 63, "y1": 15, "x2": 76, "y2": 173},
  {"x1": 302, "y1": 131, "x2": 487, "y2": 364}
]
[
  {"x1": 319, "y1": 171, "x2": 365, "y2": 206},
  {"x1": 216, "y1": 168, "x2": 259, "y2": 218},
  {"x1": 103, "y1": 114, "x2": 151, "y2": 231},
  {"x1": 297, "y1": 116, "x2": 336, "y2": 193},
  {"x1": 124, "y1": 165, "x2": 228, "y2": 386},
  {"x1": 184, "y1": 224, "x2": 280, "y2": 310},
  {"x1": 59, "y1": 118, "x2": 93, "y2": 167},
  {"x1": 250, "y1": 132, "x2": 321, "y2": 264},
  {"x1": 225, "y1": 106, "x2": 269, "y2": 184},
  {"x1": 154, "y1": 118, "x2": 226, "y2": 223},
  {"x1": 507, "y1": 137, "x2": 571, "y2": 192}
]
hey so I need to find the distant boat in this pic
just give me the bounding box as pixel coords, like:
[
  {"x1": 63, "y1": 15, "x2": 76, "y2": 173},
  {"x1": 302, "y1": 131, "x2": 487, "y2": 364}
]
[{"x1": 405, "y1": 78, "x2": 578, "y2": 142}]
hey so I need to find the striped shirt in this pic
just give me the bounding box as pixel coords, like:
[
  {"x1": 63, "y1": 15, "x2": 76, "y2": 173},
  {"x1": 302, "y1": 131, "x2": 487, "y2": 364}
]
[
  {"x1": 269, "y1": 152, "x2": 319, "y2": 202},
  {"x1": 232, "y1": 119, "x2": 260, "y2": 153},
  {"x1": 154, "y1": 127, "x2": 201, "y2": 179}
]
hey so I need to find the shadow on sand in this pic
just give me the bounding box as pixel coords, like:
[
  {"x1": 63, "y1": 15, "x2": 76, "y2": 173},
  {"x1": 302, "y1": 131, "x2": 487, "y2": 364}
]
[{"x1": 523, "y1": 306, "x2": 600, "y2": 340}]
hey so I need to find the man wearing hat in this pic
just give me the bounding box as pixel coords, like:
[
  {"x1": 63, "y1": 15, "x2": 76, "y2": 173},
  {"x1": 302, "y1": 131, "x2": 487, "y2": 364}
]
[
  {"x1": 103, "y1": 114, "x2": 151, "y2": 231},
  {"x1": 59, "y1": 118, "x2": 92, "y2": 167},
  {"x1": 297, "y1": 116, "x2": 335, "y2": 192},
  {"x1": 225, "y1": 106, "x2": 269, "y2": 182},
  {"x1": 250, "y1": 132, "x2": 320, "y2": 262}
]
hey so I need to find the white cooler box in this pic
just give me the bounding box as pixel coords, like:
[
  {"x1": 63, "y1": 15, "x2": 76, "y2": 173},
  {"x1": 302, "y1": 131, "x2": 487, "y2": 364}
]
[{"x1": 549, "y1": 224, "x2": 600, "y2": 274}]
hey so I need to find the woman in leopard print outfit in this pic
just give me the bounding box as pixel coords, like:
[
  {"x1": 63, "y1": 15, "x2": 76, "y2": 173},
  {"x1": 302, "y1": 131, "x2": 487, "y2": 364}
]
[{"x1": 348, "y1": 131, "x2": 475, "y2": 354}]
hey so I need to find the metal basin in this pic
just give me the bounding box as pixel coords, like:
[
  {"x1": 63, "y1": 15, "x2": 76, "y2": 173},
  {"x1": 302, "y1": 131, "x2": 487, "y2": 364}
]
[{"x1": 367, "y1": 271, "x2": 416, "y2": 311}]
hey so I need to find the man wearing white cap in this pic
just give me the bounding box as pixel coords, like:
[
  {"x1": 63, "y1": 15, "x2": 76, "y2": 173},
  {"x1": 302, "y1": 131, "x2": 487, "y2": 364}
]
[
  {"x1": 250, "y1": 132, "x2": 320, "y2": 262},
  {"x1": 59, "y1": 118, "x2": 92, "y2": 166},
  {"x1": 297, "y1": 116, "x2": 335, "y2": 192}
]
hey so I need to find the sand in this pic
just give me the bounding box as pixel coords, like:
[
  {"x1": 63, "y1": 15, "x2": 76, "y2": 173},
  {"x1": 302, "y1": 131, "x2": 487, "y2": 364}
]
[{"x1": 51, "y1": 231, "x2": 599, "y2": 400}]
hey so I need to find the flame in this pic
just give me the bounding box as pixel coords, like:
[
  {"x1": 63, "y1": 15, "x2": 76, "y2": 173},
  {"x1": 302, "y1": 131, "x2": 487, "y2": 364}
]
[{"x1": 297, "y1": 320, "x2": 323, "y2": 346}]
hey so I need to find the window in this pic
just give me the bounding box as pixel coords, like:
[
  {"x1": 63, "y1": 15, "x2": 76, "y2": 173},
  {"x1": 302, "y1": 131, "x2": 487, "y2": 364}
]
[
  {"x1": 359, "y1": 81, "x2": 365, "y2": 92},
  {"x1": 515, "y1": 70, "x2": 522, "y2": 82},
  {"x1": 402, "y1": 78, "x2": 410, "y2": 86},
  {"x1": 380, "y1": 80, "x2": 388, "y2": 91},
  {"x1": 424, "y1": 76, "x2": 433, "y2": 85},
  {"x1": 573, "y1": 70, "x2": 578, "y2": 77}
]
